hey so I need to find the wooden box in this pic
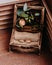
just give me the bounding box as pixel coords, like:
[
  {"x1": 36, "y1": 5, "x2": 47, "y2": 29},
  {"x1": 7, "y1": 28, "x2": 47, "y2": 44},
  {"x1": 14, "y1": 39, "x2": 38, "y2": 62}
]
[{"x1": 9, "y1": 4, "x2": 45, "y2": 54}]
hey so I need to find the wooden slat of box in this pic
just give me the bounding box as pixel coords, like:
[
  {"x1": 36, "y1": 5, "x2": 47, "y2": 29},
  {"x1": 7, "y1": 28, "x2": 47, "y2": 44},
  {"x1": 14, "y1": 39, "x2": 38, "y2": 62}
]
[
  {"x1": 14, "y1": 30, "x2": 40, "y2": 41},
  {"x1": 11, "y1": 40, "x2": 40, "y2": 47},
  {"x1": 27, "y1": 1, "x2": 41, "y2": 6}
]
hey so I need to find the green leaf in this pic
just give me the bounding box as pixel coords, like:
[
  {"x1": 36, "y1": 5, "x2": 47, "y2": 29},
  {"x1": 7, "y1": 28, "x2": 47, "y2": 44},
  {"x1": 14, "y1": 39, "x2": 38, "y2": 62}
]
[
  {"x1": 35, "y1": 13, "x2": 40, "y2": 16},
  {"x1": 20, "y1": 12, "x2": 28, "y2": 18}
]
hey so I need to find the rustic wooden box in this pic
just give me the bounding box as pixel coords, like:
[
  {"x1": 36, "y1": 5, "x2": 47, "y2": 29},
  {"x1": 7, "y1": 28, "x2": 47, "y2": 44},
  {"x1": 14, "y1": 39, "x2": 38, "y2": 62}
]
[{"x1": 9, "y1": 4, "x2": 45, "y2": 54}]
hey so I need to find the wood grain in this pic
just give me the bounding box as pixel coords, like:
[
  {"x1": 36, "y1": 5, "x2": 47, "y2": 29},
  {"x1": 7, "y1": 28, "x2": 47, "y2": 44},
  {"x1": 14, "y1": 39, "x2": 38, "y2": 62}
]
[
  {"x1": 42, "y1": 0, "x2": 52, "y2": 51},
  {"x1": 0, "y1": 28, "x2": 12, "y2": 51}
]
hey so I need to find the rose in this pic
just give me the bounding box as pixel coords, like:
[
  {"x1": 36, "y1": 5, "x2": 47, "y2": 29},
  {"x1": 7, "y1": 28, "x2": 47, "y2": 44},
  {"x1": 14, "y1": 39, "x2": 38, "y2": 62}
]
[{"x1": 19, "y1": 19, "x2": 26, "y2": 28}]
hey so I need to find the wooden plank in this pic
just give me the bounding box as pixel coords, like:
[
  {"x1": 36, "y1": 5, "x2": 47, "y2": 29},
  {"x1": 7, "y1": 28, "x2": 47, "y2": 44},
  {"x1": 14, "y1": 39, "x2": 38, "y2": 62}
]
[
  {"x1": 0, "y1": 19, "x2": 13, "y2": 25},
  {"x1": 47, "y1": 27, "x2": 52, "y2": 40},
  {"x1": 0, "y1": 28, "x2": 11, "y2": 51},
  {"x1": 0, "y1": 33, "x2": 10, "y2": 40},
  {"x1": 0, "y1": 0, "x2": 18, "y2": 6},
  {"x1": 46, "y1": 18, "x2": 52, "y2": 34},
  {"x1": 0, "y1": 9, "x2": 13, "y2": 16},
  {"x1": 0, "y1": 5, "x2": 14, "y2": 11},
  {"x1": 41, "y1": 0, "x2": 52, "y2": 52},
  {"x1": 0, "y1": 23, "x2": 12, "y2": 29},
  {"x1": 0, "y1": 37, "x2": 10, "y2": 51},
  {"x1": 27, "y1": 1, "x2": 41, "y2": 6},
  {"x1": 42, "y1": 0, "x2": 52, "y2": 22},
  {"x1": 13, "y1": 4, "x2": 17, "y2": 27},
  {"x1": 46, "y1": 13, "x2": 52, "y2": 28},
  {"x1": 0, "y1": 0, "x2": 40, "y2": 6},
  {"x1": 0, "y1": 14, "x2": 13, "y2": 20}
]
